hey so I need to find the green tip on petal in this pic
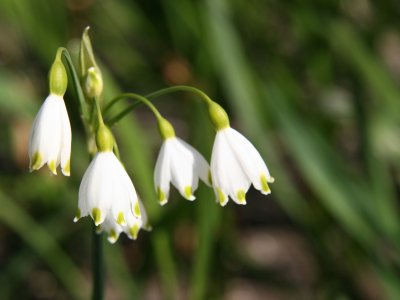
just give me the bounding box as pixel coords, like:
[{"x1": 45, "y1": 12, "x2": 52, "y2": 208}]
[
  {"x1": 109, "y1": 229, "x2": 118, "y2": 242},
  {"x1": 184, "y1": 186, "x2": 195, "y2": 201},
  {"x1": 217, "y1": 188, "x2": 227, "y2": 206},
  {"x1": 133, "y1": 202, "x2": 141, "y2": 217},
  {"x1": 117, "y1": 212, "x2": 125, "y2": 225},
  {"x1": 30, "y1": 152, "x2": 42, "y2": 171},
  {"x1": 129, "y1": 225, "x2": 139, "y2": 240},
  {"x1": 157, "y1": 187, "x2": 167, "y2": 205},
  {"x1": 48, "y1": 160, "x2": 57, "y2": 175},
  {"x1": 260, "y1": 174, "x2": 271, "y2": 194},
  {"x1": 208, "y1": 171, "x2": 213, "y2": 185},
  {"x1": 237, "y1": 189, "x2": 246, "y2": 204},
  {"x1": 92, "y1": 208, "x2": 102, "y2": 225},
  {"x1": 62, "y1": 160, "x2": 70, "y2": 176},
  {"x1": 73, "y1": 208, "x2": 81, "y2": 222}
]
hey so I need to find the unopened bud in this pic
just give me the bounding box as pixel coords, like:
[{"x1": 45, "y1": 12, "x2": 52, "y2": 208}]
[{"x1": 85, "y1": 67, "x2": 103, "y2": 98}]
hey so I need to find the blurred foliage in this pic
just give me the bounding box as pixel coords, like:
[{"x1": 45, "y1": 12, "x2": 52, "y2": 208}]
[{"x1": 1, "y1": 0, "x2": 400, "y2": 299}]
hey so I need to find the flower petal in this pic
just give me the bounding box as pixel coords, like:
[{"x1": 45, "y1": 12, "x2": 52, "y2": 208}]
[
  {"x1": 175, "y1": 138, "x2": 211, "y2": 188},
  {"x1": 225, "y1": 128, "x2": 273, "y2": 194},
  {"x1": 211, "y1": 131, "x2": 251, "y2": 205},
  {"x1": 154, "y1": 142, "x2": 171, "y2": 205},
  {"x1": 60, "y1": 99, "x2": 71, "y2": 176},
  {"x1": 169, "y1": 139, "x2": 196, "y2": 200}
]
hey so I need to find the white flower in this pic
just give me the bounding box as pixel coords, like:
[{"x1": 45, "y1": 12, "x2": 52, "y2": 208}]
[
  {"x1": 154, "y1": 137, "x2": 211, "y2": 205},
  {"x1": 75, "y1": 151, "x2": 141, "y2": 227},
  {"x1": 29, "y1": 94, "x2": 71, "y2": 176},
  {"x1": 98, "y1": 199, "x2": 151, "y2": 243},
  {"x1": 210, "y1": 127, "x2": 274, "y2": 206}
]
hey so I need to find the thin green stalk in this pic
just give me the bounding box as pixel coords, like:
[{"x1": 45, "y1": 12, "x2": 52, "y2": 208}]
[
  {"x1": 61, "y1": 47, "x2": 105, "y2": 300},
  {"x1": 103, "y1": 86, "x2": 213, "y2": 119},
  {"x1": 103, "y1": 93, "x2": 163, "y2": 119},
  {"x1": 106, "y1": 102, "x2": 141, "y2": 126},
  {"x1": 92, "y1": 225, "x2": 104, "y2": 300},
  {"x1": 59, "y1": 47, "x2": 90, "y2": 123},
  {"x1": 145, "y1": 85, "x2": 213, "y2": 105}
]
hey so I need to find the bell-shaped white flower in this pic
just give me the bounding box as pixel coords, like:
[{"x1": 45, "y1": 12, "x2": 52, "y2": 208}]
[
  {"x1": 75, "y1": 151, "x2": 141, "y2": 227},
  {"x1": 210, "y1": 127, "x2": 274, "y2": 206},
  {"x1": 154, "y1": 137, "x2": 211, "y2": 205},
  {"x1": 29, "y1": 94, "x2": 72, "y2": 176}
]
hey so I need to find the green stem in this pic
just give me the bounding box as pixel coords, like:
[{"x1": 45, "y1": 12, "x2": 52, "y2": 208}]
[
  {"x1": 103, "y1": 86, "x2": 213, "y2": 120},
  {"x1": 94, "y1": 97, "x2": 105, "y2": 126},
  {"x1": 92, "y1": 225, "x2": 104, "y2": 300},
  {"x1": 145, "y1": 85, "x2": 213, "y2": 105},
  {"x1": 106, "y1": 102, "x2": 141, "y2": 127},
  {"x1": 59, "y1": 47, "x2": 104, "y2": 299},
  {"x1": 58, "y1": 47, "x2": 90, "y2": 123},
  {"x1": 103, "y1": 93, "x2": 162, "y2": 120}
]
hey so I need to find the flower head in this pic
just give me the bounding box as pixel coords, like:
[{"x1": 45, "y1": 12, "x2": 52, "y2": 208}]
[
  {"x1": 75, "y1": 151, "x2": 141, "y2": 227},
  {"x1": 154, "y1": 136, "x2": 211, "y2": 205},
  {"x1": 29, "y1": 94, "x2": 71, "y2": 176},
  {"x1": 210, "y1": 127, "x2": 274, "y2": 206}
]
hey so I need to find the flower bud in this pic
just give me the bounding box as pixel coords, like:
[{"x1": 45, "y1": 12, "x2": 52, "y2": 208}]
[
  {"x1": 85, "y1": 67, "x2": 103, "y2": 98},
  {"x1": 79, "y1": 27, "x2": 103, "y2": 98},
  {"x1": 208, "y1": 101, "x2": 230, "y2": 131}
]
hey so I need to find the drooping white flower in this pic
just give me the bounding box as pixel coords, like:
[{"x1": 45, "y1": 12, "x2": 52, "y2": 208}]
[
  {"x1": 154, "y1": 137, "x2": 211, "y2": 205},
  {"x1": 75, "y1": 151, "x2": 141, "y2": 227},
  {"x1": 29, "y1": 94, "x2": 71, "y2": 176},
  {"x1": 210, "y1": 127, "x2": 274, "y2": 206}
]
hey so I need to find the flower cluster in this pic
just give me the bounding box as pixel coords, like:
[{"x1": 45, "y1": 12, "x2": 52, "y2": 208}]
[
  {"x1": 154, "y1": 103, "x2": 274, "y2": 207},
  {"x1": 28, "y1": 31, "x2": 274, "y2": 244}
]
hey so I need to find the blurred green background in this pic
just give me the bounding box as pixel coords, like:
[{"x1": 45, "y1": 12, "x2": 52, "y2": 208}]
[{"x1": 1, "y1": 0, "x2": 400, "y2": 299}]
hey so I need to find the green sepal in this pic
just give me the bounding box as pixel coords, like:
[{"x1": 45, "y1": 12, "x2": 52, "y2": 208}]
[
  {"x1": 157, "y1": 118, "x2": 176, "y2": 140},
  {"x1": 49, "y1": 52, "x2": 68, "y2": 96},
  {"x1": 96, "y1": 124, "x2": 114, "y2": 152},
  {"x1": 208, "y1": 101, "x2": 230, "y2": 131}
]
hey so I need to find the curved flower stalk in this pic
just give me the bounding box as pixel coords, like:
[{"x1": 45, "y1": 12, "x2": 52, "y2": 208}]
[
  {"x1": 154, "y1": 118, "x2": 211, "y2": 205},
  {"x1": 29, "y1": 51, "x2": 71, "y2": 176},
  {"x1": 208, "y1": 102, "x2": 274, "y2": 206}
]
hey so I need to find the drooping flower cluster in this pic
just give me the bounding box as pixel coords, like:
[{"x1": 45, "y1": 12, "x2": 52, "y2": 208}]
[
  {"x1": 28, "y1": 30, "x2": 274, "y2": 244},
  {"x1": 153, "y1": 104, "x2": 274, "y2": 207}
]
